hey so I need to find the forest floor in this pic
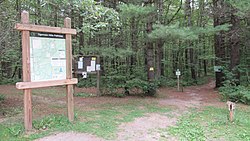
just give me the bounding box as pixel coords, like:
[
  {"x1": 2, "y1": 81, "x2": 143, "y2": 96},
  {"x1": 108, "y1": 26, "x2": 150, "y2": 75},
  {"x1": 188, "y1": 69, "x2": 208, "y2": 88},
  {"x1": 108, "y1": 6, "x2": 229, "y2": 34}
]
[{"x1": 0, "y1": 80, "x2": 248, "y2": 141}]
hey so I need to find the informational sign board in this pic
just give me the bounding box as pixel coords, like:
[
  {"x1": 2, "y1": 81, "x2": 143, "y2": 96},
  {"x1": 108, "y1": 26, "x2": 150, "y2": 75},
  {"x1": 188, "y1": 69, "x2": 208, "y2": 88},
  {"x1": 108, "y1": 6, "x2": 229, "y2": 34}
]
[
  {"x1": 74, "y1": 55, "x2": 101, "y2": 96},
  {"x1": 15, "y1": 11, "x2": 77, "y2": 132},
  {"x1": 76, "y1": 56, "x2": 98, "y2": 73},
  {"x1": 30, "y1": 32, "x2": 66, "y2": 82}
]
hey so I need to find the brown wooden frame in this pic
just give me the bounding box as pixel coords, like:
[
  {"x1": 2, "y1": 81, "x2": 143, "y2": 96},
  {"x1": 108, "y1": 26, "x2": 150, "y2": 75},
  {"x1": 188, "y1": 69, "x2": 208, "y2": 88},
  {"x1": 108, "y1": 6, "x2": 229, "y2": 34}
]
[{"x1": 15, "y1": 11, "x2": 77, "y2": 132}]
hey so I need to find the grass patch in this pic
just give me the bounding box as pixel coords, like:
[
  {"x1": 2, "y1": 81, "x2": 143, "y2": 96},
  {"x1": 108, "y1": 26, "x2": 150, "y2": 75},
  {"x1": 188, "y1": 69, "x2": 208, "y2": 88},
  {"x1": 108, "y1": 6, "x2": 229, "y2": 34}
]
[
  {"x1": 164, "y1": 106, "x2": 250, "y2": 141},
  {"x1": 0, "y1": 101, "x2": 171, "y2": 140},
  {"x1": 0, "y1": 94, "x2": 5, "y2": 102},
  {"x1": 74, "y1": 92, "x2": 94, "y2": 97}
]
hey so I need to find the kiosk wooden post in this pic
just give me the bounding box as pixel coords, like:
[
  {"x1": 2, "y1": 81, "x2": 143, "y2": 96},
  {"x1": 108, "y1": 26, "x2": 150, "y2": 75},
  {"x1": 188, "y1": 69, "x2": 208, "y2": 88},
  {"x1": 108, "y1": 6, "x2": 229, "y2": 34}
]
[
  {"x1": 96, "y1": 56, "x2": 101, "y2": 96},
  {"x1": 65, "y1": 18, "x2": 74, "y2": 121},
  {"x1": 21, "y1": 11, "x2": 32, "y2": 131},
  {"x1": 15, "y1": 11, "x2": 77, "y2": 132}
]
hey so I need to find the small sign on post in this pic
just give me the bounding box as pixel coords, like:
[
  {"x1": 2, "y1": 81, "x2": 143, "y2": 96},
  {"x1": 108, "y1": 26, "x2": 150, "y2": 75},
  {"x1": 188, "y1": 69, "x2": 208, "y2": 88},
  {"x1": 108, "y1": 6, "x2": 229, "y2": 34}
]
[{"x1": 176, "y1": 69, "x2": 181, "y2": 91}]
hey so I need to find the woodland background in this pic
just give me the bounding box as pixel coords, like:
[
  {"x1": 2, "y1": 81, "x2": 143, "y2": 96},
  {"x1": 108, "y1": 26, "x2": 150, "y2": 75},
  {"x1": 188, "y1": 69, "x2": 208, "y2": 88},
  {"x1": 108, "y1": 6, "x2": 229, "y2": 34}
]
[{"x1": 0, "y1": 0, "x2": 249, "y2": 102}]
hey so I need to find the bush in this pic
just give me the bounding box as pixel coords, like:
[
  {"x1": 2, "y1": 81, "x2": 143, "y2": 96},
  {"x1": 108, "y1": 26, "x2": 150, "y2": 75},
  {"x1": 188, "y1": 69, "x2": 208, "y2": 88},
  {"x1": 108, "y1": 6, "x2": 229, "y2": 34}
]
[
  {"x1": 219, "y1": 85, "x2": 250, "y2": 105},
  {"x1": 77, "y1": 77, "x2": 97, "y2": 88},
  {"x1": 125, "y1": 78, "x2": 159, "y2": 96}
]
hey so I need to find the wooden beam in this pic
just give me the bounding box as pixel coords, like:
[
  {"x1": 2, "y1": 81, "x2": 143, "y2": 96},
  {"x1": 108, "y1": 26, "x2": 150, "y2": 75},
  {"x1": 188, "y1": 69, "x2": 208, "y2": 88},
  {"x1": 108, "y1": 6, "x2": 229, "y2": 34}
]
[
  {"x1": 16, "y1": 78, "x2": 78, "y2": 89},
  {"x1": 65, "y1": 17, "x2": 74, "y2": 122},
  {"x1": 21, "y1": 11, "x2": 32, "y2": 132},
  {"x1": 97, "y1": 56, "x2": 101, "y2": 96},
  {"x1": 15, "y1": 23, "x2": 77, "y2": 35}
]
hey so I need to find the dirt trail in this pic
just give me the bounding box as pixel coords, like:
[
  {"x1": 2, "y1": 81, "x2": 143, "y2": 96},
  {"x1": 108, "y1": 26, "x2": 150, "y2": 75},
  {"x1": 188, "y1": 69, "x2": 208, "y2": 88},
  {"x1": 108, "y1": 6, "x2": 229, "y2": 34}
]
[{"x1": 36, "y1": 80, "x2": 221, "y2": 141}]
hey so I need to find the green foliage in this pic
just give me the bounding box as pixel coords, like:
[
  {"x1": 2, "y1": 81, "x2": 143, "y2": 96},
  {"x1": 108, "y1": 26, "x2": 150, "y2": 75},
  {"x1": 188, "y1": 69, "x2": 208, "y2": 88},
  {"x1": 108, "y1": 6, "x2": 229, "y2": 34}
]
[
  {"x1": 33, "y1": 115, "x2": 71, "y2": 130},
  {"x1": 218, "y1": 67, "x2": 250, "y2": 105},
  {"x1": 168, "y1": 118, "x2": 206, "y2": 141},
  {"x1": 74, "y1": 93, "x2": 94, "y2": 97},
  {"x1": 0, "y1": 124, "x2": 24, "y2": 141},
  {"x1": 113, "y1": 93, "x2": 126, "y2": 98},
  {"x1": 219, "y1": 85, "x2": 250, "y2": 105},
  {"x1": 149, "y1": 23, "x2": 230, "y2": 41},
  {"x1": 0, "y1": 94, "x2": 5, "y2": 102},
  {"x1": 77, "y1": 77, "x2": 97, "y2": 88},
  {"x1": 7, "y1": 124, "x2": 24, "y2": 137},
  {"x1": 78, "y1": 0, "x2": 121, "y2": 37},
  {"x1": 166, "y1": 106, "x2": 250, "y2": 141},
  {"x1": 118, "y1": 3, "x2": 156, "y2": 19},
  {"x1": 0, "y1": 78, "x2": 20, "y2": 85}
]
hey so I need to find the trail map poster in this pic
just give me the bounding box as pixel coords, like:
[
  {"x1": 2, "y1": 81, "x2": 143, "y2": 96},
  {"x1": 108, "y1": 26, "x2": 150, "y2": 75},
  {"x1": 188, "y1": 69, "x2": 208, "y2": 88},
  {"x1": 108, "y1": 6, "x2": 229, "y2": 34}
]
[{"x1": 30, "y1": 32, "x2": 66, "y2": 82}]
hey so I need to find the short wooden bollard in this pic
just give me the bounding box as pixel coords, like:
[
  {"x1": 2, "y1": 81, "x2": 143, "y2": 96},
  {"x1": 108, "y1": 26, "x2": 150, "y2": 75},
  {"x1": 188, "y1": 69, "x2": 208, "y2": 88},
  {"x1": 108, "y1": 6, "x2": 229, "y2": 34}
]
[{"x1": 227, "y1": 101, "x2": 235, "y2": 122}]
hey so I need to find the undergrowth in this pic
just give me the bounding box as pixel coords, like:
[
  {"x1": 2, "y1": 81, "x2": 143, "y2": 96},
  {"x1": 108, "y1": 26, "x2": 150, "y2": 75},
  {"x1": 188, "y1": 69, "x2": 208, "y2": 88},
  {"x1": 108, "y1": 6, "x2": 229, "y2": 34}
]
[
  {"x1": 0, "y1": 102, "x2": 171, "y2": 140},
  {"x1": 164, "y1": 106, "x2": 250, "y2": 141}
]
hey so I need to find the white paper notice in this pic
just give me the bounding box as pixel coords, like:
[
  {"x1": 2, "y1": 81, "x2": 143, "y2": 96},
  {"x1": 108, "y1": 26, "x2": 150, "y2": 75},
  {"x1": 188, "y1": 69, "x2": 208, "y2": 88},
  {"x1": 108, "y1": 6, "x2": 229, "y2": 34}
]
[
  {"x1": 79, "y1": 57, "x2": 83, "y2": 62},
  {"x1": 87, "y1": 66, "x2": 91, "y2": 72},
  {"x1": 91, "y1": 61, "x2": 96, "y2": 71},
  {"x1": 96, "y1": 64, "x2": 100, "y2": 71},
  {"x1": 78, "y1": 61, "x2": 83, "y2": 69}
]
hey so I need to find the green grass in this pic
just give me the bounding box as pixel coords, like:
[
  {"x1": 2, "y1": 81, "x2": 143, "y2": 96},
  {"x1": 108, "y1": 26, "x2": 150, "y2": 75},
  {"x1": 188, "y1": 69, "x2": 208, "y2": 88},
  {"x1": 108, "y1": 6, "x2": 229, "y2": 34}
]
[
  {"x1": 0, "y1": 94, "x2": 5, "y2": 102},
  {"x1": 74, "y1": 92, "x2": 94, "y2": 97},
  {"x1": 163, "y1": 106, "x2": 250, "y2": 141},
  {"x1": 0, "y1": 101, "x2": 171, "y2": 140}
]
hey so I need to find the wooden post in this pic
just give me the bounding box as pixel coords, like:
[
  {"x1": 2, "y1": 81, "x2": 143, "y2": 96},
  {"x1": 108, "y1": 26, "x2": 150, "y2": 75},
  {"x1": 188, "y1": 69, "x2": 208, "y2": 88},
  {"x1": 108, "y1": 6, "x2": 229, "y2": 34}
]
[
  {"x1": 227, "y1": 101, "x2": 235, "y2": 122},
  {"x1": 96, "y1": 56, "x2": 101, "y2": 96},
  {"x1": 64, "y1": 18, "x2": 74, "y2": 122},
  {"x1": 21, "y1": 11, "x2": 33, "y2": 131},
  {"x1": 177, "y1": 75, "x2": 180, "y2": 92}
]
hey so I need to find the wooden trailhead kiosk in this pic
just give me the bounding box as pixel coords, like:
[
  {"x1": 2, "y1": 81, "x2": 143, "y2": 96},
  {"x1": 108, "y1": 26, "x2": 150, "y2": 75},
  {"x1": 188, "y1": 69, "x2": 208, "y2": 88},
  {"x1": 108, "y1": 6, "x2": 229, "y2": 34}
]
[{"x1": 15, "y1": 11, "x2": 77, "y2": 132}]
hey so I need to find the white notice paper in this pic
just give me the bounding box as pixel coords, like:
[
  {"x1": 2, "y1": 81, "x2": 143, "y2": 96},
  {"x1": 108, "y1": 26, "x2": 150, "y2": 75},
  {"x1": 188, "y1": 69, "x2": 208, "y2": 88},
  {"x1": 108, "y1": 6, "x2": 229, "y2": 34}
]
[
  {"x1": 96, "y1": 64, "x2": 100, "y2": 71},
  {"x1": 79, "y1": 57, "x2": 83, "y2": 62},
  {"x1": 87, "y1": 66, "x2": 91, "y2": 72},
  {"x1": 91, "y1": 60, "x2": 96, "y2": 71},
  {"x1": 78, "y1": 61, "x2": 83, "y2": 69}
]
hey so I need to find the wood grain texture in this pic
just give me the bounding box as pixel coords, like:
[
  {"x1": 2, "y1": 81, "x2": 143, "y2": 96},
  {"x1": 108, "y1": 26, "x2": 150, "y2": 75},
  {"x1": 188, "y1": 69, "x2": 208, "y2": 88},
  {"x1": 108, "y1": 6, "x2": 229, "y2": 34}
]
[
  {"x1": 15, "y1": 23, "x2": 77, "y2": 35},
  {"x1": 16, "y1": 78, "x2": 78, "y2": 89},
  {"x1": 64, "y1": 17, "x2": 74, "y2": 122},
  {"x1": 21, "y1": 11, "x2": 32, "y2": 131}
]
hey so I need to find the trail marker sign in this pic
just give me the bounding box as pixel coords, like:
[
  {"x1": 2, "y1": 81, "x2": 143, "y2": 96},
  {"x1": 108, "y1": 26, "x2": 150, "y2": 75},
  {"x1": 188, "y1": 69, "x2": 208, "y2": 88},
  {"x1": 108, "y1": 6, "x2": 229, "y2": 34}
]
[{"x1": 15, "y1": 11, "x2": 77, "y2": 132}]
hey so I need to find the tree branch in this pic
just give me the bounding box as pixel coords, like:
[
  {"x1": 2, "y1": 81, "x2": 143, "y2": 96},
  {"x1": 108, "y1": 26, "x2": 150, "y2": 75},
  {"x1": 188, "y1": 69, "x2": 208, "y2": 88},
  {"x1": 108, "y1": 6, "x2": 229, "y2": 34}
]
[{"x1": 167, "y1": 0, "x2": 182, "y2": 25}]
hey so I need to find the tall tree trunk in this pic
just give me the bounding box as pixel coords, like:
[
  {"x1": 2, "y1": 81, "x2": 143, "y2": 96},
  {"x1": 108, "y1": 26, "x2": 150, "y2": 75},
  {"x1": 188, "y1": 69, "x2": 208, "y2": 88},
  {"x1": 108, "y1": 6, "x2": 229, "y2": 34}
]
[
  {"x1": 213, "y1": 0, "x2": 226, "y2": 87},
  {"x1": 185, "y1": 0, "x2": 197, "y2": 82},
  {"x1": 155, "y1": 0, "x2": 164, "y2": 78},
  {"x1": 130, "y1": 17, "x2": 136, "y2": 73},
  {"x1": 229, "y1": 7, "x2": 241, "y2": 85},
  {"x1": 145, "y1": 0, "x2": 154, "y2": 81}
]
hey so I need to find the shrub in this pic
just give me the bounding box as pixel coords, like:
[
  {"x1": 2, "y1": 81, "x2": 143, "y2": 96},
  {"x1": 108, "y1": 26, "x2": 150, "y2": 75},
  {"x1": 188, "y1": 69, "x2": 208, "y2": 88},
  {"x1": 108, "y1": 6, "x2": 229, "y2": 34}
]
[
  {"x1": 125, "y1": 78, "x2": 159, "y2": 96},
  {"x1": 219, "y1": 85, "x2": 250, "y2": 105}
]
